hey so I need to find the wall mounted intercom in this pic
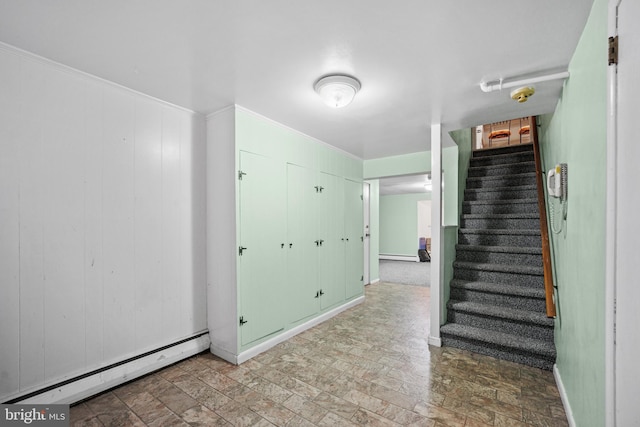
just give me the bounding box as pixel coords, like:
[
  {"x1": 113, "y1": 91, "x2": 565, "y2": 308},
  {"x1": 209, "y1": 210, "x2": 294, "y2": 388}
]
[
  {"x1": 547, "y1": 163, "x2": 568, "y2": 200},
  {"x1": 547, "y1": 163, "x2": 568, "y2": 234}
]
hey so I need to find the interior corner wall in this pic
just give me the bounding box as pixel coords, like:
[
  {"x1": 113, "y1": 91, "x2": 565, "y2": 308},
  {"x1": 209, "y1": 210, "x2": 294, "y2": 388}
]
[
  {"x1": 442, "y1": 145, "x2": 459, "y2": 226},
  {"x1": 0, "y1": 44, "x2": 208, "y2": 402},
  {"x1": 537, "y1": 0, "x2": 607, "y2": 425},
  {"x1": 379, "y1": 193, "x2": 431, "y2": 257}
]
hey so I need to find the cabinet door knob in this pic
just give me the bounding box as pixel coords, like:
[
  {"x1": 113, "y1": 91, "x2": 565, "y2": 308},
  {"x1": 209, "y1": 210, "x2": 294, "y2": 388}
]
[{"x1": 289, "y1": 243, "x2": 293, "y2": 248}]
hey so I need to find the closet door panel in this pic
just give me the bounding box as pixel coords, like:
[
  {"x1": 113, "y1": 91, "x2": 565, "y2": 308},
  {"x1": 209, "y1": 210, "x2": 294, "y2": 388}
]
[
  {"x1": 286, "y1": 164, "x2": 319, "y2": 322},
  {"x1": 345, "y1": 179, "x2": 364, "y2": 299},
  {"x1": 238, "y1": 151, "x2": 286, "y2": 346},
  {"x1": 318, "y1": 173, "x2": 345, "y2": 310}
]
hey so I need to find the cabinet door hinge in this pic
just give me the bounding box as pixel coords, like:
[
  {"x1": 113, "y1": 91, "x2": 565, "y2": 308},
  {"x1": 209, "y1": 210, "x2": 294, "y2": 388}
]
[
  {"x1": 609, "y1": 36, "x2": 618, "y2": 65},
  {"x1": 360, "y1": 275, "x2": 364, "y2": 281},
  {"x1": 239, "y1": 246, "x2": 247, "y2": 255},
  {"x1": 239, "y1": 316, "x2": 247, "y2": 326},
  {"x1": 238, "y1": 170, "x2": 247, "y2": 180},
  {"x1": 360, "y1": 194, "x2": 363, "y2": 200}
]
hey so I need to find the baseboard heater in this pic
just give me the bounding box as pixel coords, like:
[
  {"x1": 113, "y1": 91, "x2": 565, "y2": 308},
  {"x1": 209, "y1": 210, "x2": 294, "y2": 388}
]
[
  {"x1": 4, "y1": 332, "x2": 210, "y2": 405},
  {"x1": 379, "y1": 254, "x2": 419, "y2": 262}
]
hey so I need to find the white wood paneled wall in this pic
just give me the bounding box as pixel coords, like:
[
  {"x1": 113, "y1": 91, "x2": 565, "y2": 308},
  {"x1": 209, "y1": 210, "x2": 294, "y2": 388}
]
[{"x1": 0, "y1": 45, "x2": 207, "y2": 402}]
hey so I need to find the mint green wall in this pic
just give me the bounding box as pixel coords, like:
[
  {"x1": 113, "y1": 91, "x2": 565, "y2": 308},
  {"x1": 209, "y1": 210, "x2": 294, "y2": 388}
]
[
  {"x1": 364, "y1": 151, "x2": 430, "y2": 179},
  {"x1": 538, "y1": 0, "x2": 607, "y2": 425},
  {"x1": 379, "y1": 193, "x2": 430, "y2": 256},
  {"x1": 367, "y1": 180, "x2": 380, "y2": 282},
  {"x1": 450, "y1": 129, "x2": 473, "y2": 217}
]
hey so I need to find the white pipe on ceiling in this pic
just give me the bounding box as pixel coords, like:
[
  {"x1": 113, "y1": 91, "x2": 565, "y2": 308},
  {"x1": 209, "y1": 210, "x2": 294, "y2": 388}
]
[{"x1": 480, "y1": 71, "x2": 570, "y2": 93}]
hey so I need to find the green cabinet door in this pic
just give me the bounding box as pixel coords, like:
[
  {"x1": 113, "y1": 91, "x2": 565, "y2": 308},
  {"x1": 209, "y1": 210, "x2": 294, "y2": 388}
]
[
  {"x1": 286, "y1": 163, "x2": 319, "y2": 323},
  {"x1": 238, "y1": 151, "x2": 286, "y2": 346},
  {"x1": 318, "y1": 172, "x2": 345, "y2": 309},
  {"x1": 344, "y1": 178, "x2": 364, "y2": 299}
]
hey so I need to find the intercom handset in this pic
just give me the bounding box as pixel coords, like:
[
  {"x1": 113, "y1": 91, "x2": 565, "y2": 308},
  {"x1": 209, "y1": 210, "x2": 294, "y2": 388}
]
[{"x1": 547, "y1": 163, "x2": 568, "y2": 201}]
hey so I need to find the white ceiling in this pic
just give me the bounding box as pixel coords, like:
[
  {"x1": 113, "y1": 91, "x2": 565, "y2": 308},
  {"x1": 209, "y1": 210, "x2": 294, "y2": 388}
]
[{"x1": 0, "y1": 1, "x2": 594, "y2": 160}]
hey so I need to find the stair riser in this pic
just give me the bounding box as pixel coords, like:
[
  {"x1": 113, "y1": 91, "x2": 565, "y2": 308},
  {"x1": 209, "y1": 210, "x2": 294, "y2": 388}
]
[
  {"x1": 447, "y1": 310, "x2": 554, "y2": 342},
  {"x1": 472, "y1": 145, "x2": 534, "y2": 158},
  {"x1": 455, "y1": 250, "x2": 542, "y2": 266},
  {"x1": 464, "y1": 189, "x2": 536, "y2": 202},
  {"x1": 454, "y1": 268, "x2": 543, "y2": 287},
  {"x1": 463, "y1": 202, "x2": 538, "y2": 215},
  {"x1": 458, "y1": 233, "x2": 541, "y2": 247},
  {"x1": 470, "y1": 152, "x2": 534, "y2": 167},
  {"x1": 460, "y1": 218, "x2": 540, "y2": 230},
  {"x1": 450, "y1": 287, "x2": 546, "y2": 311},
  {"x1": 468, "y1": 163, "x2": 535, "y2": 177},
  {"x1": 441, "y1": 335, "x2": 554, "y2": 371},
  {"x1": 466, "y1": 175, "x2": 537, "y2": 189}
]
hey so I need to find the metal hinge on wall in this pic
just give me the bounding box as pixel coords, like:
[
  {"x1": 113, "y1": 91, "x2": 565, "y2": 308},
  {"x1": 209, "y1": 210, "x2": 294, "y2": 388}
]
[
  {"x1": 609, "y1": 36, "x2": 618, "y2": 65},
  {"x1": 238, "y1": 170, "x2": 247, "y2": 180},
  {"x1": 239, "y1": 316, "x2": 247, "y2": 326}
]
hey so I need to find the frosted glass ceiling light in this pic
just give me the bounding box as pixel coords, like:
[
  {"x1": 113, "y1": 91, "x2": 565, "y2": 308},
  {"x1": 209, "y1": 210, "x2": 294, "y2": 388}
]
[{"x1": 314, "y1": 75, "x2": 361, "y2": 108}]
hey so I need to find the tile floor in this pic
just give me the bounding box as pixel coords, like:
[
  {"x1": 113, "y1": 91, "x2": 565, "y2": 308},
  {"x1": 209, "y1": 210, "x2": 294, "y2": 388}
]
[{"x1": 71, "y1": 282, "x2": 568, "y2": 426}]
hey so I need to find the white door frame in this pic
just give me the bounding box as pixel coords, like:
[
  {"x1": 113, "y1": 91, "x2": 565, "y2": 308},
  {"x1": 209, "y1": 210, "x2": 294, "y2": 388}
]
[
  {"x1": 363, "y1": 182, "x2": 371, "y2": 285},
  {"x1": 605, "y1": 3, "x2": 618, "y2": 426}
]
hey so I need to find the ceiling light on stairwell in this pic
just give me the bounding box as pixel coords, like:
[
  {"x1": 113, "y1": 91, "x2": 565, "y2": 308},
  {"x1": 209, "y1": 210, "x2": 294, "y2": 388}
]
[{"x1": 314, "y1": 75, "x2": 361, "y2": 108}]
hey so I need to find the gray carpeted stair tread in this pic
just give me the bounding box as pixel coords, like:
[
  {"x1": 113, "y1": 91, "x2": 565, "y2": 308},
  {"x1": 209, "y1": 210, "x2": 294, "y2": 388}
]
[
  {"x1": 450, "y1": 279, "x2": 546, "y2": 298},
  {"x1": 467, "y1": 172, "x2": 536, "y2": 182},
  {"x1": 470, "y1": 150, "x2": 533, "y2": 162},
  {"x1": 459, "y1": 228, "x2": 540, "y2": 236},
  {"x1": 465, "y1": 184, "x2": 537, "y2": 194},
  {"x1": 447, "y1": 300, "x2": 553, "y2": 327},
  {"x1": 461, "y1": 213, "x2": 539, "y2": 220},
  {"x1": 463, "y1": 198, "x2": 538, "y2": 206},
  {"x1": 453, "y1": 261, "x2": 543, "y2": 276},
  {"x1": 468, "y1": 160, "x2": 535, "y2": 172},
  {"x1": 472, "y1": 144, "x2": 533, "y2": 157},
  {"x1": 440, "y1": 323, "x2": 556, "y2": 358},
  {"x1": 455, "y1": 244, "x2": 542, "y2": 254}
]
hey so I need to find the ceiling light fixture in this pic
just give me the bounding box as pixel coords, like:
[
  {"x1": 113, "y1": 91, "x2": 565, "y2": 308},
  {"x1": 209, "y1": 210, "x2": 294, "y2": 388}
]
[
  {"x1": 314, "y1": 75, "x2": 361, "y2": 108},
  {"x1": 510, "y1": 86, "x2": 536, "y2": 103}
]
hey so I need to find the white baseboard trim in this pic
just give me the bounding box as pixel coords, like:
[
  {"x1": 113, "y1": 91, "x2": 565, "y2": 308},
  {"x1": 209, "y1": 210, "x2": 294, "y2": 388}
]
[
  {"x1": 212, "y1": 296, "x2": 365, "y2": 365},
  {"x1": 553, "y1": 364, "x2": 576, "y2": 427},
  {"x1": 15, "y1": 333, "x2": 210, "y2": 405},
  {"x1": 379, "y1": 255, "x2": 419, "y2": 262},
  {"x1": 428, "y1": 335, "x2": 442, "y2": 347},
  {"x1": 368, "y1": 278, "x2": 381, "y2": 285}
]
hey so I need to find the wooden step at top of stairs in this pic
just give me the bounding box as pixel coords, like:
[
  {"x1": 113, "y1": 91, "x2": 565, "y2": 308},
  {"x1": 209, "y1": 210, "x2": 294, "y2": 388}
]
[
  {"x1": 453, "y1": 261, "x2": 543, "y2": 276},
  {"x1": 447, "y1": 300, "x2": 554, "y2": 327},
  {"x1": 440, "y1": 323, "x2": 556, "y2": 359},
  {"x1": 450, "y1": 279, "x2": 546, "y2": 299}
]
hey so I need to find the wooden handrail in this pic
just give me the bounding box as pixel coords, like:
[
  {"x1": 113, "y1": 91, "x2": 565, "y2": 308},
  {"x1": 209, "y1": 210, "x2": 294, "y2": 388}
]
[{"x1": 531, "y1": 116, "x2": 556, "y2": 318}]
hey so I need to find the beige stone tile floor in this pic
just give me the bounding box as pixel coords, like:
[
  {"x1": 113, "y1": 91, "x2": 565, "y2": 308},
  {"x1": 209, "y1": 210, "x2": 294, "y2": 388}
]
[{"x1": 71, "y1": 282, "x2": 568, "y2": 426}]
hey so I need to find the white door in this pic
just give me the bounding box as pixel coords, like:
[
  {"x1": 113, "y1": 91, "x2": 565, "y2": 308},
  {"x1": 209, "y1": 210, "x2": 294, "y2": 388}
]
[{"x1": 608, "y1": 0, "x2": 640, "y2": 424}]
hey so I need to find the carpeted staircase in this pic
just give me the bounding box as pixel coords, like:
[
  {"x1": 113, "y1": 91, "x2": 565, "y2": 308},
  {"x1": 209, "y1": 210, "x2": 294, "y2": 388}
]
[{"x1": 440, "y1": 143, "x2": 556, "y2": 370}]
